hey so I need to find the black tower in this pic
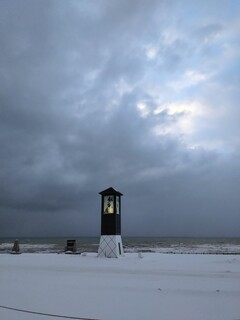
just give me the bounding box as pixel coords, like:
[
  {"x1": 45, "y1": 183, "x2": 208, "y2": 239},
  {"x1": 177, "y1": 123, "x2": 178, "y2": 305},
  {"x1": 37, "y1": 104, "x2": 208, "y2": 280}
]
[
  {"x1": 99, "y1": 187, "x2": 123, "y2": 235},
  {"x1": 98, "y1": 187, "x2": 124, "y2": 258}
]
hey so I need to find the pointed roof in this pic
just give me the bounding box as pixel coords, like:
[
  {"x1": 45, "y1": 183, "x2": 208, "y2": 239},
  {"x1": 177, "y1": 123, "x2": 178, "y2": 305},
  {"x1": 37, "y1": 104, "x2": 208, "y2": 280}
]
[{"x1": 99, "y1": 187, "x2": 123, "y2": 196}]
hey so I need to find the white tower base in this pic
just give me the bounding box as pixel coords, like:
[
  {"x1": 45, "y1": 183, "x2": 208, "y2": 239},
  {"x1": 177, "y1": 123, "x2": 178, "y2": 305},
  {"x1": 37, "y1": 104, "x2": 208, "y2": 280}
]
[{"x1": 98, "y1": 235, "x2": 124, "y2": 258}]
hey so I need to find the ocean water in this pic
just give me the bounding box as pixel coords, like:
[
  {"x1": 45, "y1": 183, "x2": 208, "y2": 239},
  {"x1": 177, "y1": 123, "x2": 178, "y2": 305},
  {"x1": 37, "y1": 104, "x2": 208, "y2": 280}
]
[{"x1": 1, "y1": 237, "x2": 240, "y2": 254}]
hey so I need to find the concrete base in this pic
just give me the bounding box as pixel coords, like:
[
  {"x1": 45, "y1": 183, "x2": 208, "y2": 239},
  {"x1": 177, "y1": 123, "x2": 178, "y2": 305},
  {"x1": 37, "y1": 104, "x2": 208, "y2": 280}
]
[{"x1": 98, "y1": 235, "x2": 124, "y2": 258}]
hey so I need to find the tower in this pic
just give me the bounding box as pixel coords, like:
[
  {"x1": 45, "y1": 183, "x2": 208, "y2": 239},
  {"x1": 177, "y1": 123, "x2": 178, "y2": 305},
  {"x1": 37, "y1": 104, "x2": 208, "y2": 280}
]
[{"x1": 98, "y1": 187, "x2": 124, "y2": 258}]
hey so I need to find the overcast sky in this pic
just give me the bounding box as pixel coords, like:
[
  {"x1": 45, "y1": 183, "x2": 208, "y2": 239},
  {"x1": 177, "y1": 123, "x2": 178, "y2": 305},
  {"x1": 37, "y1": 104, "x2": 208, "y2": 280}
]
[{"x1": 0, "y1": 0, "x2": 239, "y2": 238}]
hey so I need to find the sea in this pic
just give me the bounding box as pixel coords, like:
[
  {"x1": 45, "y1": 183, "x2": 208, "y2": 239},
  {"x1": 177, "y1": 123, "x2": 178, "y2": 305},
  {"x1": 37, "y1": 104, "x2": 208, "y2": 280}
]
[{"x1": 0, "y1": 237, "x2": 240, "y2": 254}]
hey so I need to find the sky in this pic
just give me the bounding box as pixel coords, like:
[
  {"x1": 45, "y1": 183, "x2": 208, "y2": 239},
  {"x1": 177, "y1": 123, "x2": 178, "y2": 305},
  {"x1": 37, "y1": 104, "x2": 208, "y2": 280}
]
[{"x1": 0, "y1": 0, "x2": 239, "y2": 238}]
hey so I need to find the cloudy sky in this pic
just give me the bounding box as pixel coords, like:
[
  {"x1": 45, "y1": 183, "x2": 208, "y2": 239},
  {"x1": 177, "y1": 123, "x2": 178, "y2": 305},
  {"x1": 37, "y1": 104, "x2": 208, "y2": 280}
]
[{"x1": 0, "y1": 0, "x2": 239, "y2": 238}]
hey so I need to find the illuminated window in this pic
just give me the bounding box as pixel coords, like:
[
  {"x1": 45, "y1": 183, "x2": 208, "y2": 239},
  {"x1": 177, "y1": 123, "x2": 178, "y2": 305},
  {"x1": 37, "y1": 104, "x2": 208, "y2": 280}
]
[
  {"x1": 116, "y1": 196, "x2": 120, "y2": 214},
  {"x1": 104, "y1": 196, "x2": 114, "y2": 214}
]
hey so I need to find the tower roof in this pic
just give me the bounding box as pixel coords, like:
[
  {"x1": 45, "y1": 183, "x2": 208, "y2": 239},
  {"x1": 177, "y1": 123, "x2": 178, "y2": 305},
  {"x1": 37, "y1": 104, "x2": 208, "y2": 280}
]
[{"x1": 99, "y1": 187, "x2": 123, "y2": 196}]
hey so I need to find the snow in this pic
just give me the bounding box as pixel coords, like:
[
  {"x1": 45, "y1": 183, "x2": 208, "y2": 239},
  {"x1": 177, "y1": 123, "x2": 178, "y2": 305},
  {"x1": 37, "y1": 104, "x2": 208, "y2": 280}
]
[{"x1": 0, "y1": 253, "x2": 239, "y2": 320}]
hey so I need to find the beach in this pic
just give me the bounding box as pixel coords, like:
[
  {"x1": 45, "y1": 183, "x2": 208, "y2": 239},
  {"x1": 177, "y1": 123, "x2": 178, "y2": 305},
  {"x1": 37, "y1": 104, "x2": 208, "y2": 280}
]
[{"x1": 0, "y1": 252, "x2": 239, "y2": 320}]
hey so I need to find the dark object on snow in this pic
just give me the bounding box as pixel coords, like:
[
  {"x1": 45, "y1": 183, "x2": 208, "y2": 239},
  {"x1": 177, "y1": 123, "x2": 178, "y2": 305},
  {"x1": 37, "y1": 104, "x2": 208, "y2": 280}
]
[
  {"x1": 65, "y1": 240, "x2": 77, "y2": 253},
  {"x1": 12, "y1": 239, "x2": 20, "y2": 254}
]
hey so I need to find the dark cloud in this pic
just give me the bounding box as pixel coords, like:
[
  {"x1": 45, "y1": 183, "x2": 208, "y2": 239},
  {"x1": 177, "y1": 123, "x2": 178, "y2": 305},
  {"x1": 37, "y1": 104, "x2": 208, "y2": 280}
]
[{"x1": 0, "y1": 0, "x2": 239, "y2": 237}]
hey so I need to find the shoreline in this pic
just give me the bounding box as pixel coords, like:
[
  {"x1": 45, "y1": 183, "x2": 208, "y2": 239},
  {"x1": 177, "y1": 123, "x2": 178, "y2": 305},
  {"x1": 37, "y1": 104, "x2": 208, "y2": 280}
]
[
  {"x1": 1, "y1": 251, "x2": 240, "y2": 255},
  {"x1": 1, "y1": 236, "x2": 240, "y2": 255}
]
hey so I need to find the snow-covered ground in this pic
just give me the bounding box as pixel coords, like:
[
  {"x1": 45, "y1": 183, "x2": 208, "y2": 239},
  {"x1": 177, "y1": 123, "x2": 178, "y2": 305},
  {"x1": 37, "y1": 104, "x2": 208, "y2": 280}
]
[{"x1": 0, "y1": 253, "x2": 239, "y2": 320}]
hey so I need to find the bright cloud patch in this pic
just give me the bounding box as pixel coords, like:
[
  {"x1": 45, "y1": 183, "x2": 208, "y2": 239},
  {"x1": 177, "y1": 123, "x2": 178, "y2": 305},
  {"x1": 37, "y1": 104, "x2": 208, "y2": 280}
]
[
  {"x1": 136, "y1": 102, "x2": 151, "y2": 118},
  {"x1": 145, "y1": 46, "x2": 158, "y2": 60},
  {"x1": 168, "y1": 70, "x2": 211, "y2": 91},
  {"x1": 153, "y1": 101, "x2": 208, "y2": 145}
]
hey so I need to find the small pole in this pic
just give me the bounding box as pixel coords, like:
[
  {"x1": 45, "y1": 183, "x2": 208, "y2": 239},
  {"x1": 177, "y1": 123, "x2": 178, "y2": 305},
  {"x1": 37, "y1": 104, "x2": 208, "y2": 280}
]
[{"x1": 12, "y1": 239, "x2": 20, "y2": 254}]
